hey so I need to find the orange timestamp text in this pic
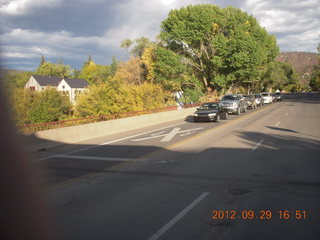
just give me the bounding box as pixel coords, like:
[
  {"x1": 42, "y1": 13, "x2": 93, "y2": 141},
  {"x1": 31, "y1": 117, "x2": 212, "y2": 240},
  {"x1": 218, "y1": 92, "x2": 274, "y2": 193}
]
[{"x1": 211, "y1": 210, "x2": 307, "y2": 220}]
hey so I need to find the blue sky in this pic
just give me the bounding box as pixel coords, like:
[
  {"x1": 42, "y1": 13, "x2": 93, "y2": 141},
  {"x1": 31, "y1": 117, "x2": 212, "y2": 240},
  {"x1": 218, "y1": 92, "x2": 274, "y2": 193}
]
[{"x1": 0, "y1": 0, "x2": 319, "y2": 71}]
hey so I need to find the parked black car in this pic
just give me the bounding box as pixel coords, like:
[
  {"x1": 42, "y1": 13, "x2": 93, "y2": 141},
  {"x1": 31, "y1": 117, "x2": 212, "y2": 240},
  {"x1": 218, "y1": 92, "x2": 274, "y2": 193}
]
[
  {"x1": 192, "y1": 102, "x2": 228, "y2": 123},
  {"x1": 220, "y1": 94, "x2": 247, "y2": 115}
]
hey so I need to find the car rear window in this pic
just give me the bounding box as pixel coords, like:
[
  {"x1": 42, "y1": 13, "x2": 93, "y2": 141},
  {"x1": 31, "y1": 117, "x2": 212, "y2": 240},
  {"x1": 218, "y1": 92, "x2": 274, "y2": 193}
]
[
  {"x1": 199, "y1": 103, "x2": 218, "y2": 110},
  {"x1": 221, "y1": 95, "x2": 238, "y2": 100}
]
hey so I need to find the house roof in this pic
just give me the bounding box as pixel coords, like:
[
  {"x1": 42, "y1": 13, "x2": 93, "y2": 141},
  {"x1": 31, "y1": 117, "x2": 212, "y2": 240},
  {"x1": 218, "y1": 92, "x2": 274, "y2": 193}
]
[
  {"x1": 32, "y1": 75, "x2": 61, "y2": 87},
  {"x1": 63, "y1": 78, "x2": 89, "y2": 88}
]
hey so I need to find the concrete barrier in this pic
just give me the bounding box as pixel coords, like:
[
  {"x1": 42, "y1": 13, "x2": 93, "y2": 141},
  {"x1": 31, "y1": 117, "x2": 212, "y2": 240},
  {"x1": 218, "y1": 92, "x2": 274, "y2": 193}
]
[{"x1": 26, "y1": 107, "x2": 197, "y2": 151}]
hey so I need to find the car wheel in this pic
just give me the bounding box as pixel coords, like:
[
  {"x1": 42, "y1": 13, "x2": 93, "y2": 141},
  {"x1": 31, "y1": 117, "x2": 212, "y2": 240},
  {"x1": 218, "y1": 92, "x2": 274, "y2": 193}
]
[{"x1": 214, "y1": 114, "x2": 220, "y2": 123}]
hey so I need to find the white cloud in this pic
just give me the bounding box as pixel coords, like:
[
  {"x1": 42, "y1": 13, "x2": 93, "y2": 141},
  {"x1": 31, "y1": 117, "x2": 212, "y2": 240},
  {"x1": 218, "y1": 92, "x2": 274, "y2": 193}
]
[
  {"x1": 0, "y1": 0, "x2": 62, "y2": 15},
  {"x1": 242, "y1": 0, "x2": 320, "y2": 52},
  {"x1": 278, "y1": 30, "x2": 319, "y2": 52},
  {"x1": 0, "y1": 28, "x2": 105, "y2": 62},
  {"x1": 1, "y1": 0, "x2": 319, "y2": 71}
]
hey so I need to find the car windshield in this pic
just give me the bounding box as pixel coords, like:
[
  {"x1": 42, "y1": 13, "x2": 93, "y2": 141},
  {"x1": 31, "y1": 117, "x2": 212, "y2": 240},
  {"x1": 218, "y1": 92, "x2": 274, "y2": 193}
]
[
  {"x1": 255, "y1": 94, "x2": 261, "y2": 98},
  {"x1": 261, "y1": 93, "x2": 269, "y2": 96},
  {"x1": 244, "y1": 95, "x2": 254, "y2": 99},
  {"x1": 221, "y1": 95, "x2": 238, "y2": 101},
  {"x1": 198, "y1": 103, "x2": 218, "y2": 110},
  {"x1": 275, "y1": 92, "x2": 281, "y2": 95}
]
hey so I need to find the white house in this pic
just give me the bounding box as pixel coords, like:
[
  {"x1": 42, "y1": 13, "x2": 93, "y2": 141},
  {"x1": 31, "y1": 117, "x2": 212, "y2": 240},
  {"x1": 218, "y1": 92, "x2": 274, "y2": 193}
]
[
  {"x1": 25, "y1": 75, "x2": 61, "y2": 91},
  {"x1": 25, "y1": 75, "x2": 89, "y2": 103},
  {"x1": 57, "y1": 78, "x2": 89, "y2": 103}
]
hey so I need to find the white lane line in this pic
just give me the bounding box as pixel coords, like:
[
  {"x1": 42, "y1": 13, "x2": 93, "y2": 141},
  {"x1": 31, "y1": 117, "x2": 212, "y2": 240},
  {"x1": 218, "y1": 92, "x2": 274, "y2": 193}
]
[
  {"x1": 148, "y1": 192, "x2": 209, "y2": 240},
  {"x1": 54, "y1": 154, "x2": 132, "y2": 162},
  {"x1": 252, "y1": 139, "x2": 264, "y2": 151},
  {"x1": 285, "y1": 112, "x2": 289, "y2": 117},
  {"x1": 160, "y1": 128, "x2": 181, "y2": 142},
  {"x1": 275, "y1": 121, "x2": 281, "y2": 127},
  {"x1": 132, "y1": 127, "x2": 203, "y2": 142},
  {"x1": 100, "y1": 122, "x2": 187, "y2": 145},
  {"x1": 36, "y1": 122, "x2": 187, "y2": 161}
]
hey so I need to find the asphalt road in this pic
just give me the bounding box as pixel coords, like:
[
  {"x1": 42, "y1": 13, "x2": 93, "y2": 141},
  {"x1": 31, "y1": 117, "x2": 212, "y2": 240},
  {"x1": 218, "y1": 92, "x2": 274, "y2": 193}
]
[{"x1": 36, "y1": 93, "x2": 320, "y2": 240}]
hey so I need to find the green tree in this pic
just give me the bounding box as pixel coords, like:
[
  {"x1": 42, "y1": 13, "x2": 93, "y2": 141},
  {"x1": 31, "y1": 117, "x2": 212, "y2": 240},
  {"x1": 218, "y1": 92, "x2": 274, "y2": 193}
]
[
  {"x1": 83, "y1": 55, "x2": 93, "y2": 67},
  {"x1": 40, "y1": 55, "x2": 46, "y2": 66},
  {"x1": 121, "y1": 39, "x2": 134, "y2": 55},
  {"x1": 131, "y1": 37, "x2": 154, "y2": 57},
  {"x1": 35, "y1": 62, "x2": 72, "y2": 78},
  {"x1": 309, "y1": 45, "x2": 320, "y2": 91},
  {"x1": 78, "y1": 58, "x2": 111, "y2": 84},
  {"x1": 160, "y1": 4, "x2": 279, "y2": 92},
  {"x1": 309, "y1": 65, "x2": 320, "y2": 91},
  {"x1": 74, "y1": 77, "x2": 168, "y2": 117},
  {"x1": 110, "y1": 56, "x2": 118, "y2": 76},
  {"x1": 262, "y1": 61, "x2": 299, "y2": 91},
  {"x1": 75, "y1": 78, "x2": 131, "y2": 117},
  {"x1": 2, "y1": 71, "x2": 33, "y2": 91},
  {"x1": 28, "y1": 89, "x2": 72, "y2": 124},
  {"x1": 142, "y1": 45, "x2": 204, "y2": 102},
  {"x1": 9, "y1": 88, "x2": 37, "y2": 125}
]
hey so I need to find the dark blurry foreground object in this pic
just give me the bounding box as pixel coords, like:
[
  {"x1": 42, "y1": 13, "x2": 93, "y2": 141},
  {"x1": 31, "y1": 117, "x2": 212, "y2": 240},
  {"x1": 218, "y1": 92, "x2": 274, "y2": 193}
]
[{"x1": 0, "y1": 83, "x2": 52, "y2": 239}]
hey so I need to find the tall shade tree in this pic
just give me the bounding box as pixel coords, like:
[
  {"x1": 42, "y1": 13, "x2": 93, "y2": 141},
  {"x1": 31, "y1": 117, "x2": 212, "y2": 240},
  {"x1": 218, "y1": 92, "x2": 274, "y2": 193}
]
[{"x1": 160, "y1": 4, "x2": 279, "y2": 92}]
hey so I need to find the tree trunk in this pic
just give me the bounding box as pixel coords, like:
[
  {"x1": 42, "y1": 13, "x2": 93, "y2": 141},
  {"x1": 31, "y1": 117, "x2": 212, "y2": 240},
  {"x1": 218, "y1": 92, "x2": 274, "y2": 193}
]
[{"x1": 202, "y1": 76, "x2": 208, "y2": 89}]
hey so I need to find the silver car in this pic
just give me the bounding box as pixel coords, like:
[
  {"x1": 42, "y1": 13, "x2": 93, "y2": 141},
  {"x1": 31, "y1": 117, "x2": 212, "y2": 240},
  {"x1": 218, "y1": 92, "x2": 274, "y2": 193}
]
[{"x1": 220, "y1": 94, "x2": 247, "y2": 115}]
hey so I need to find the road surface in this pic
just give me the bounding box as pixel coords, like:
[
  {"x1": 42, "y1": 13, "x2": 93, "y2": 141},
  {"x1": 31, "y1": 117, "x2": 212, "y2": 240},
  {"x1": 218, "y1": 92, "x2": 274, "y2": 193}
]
[{"x1": 35, "y1": 93, "x2": 320, "y2": 240}]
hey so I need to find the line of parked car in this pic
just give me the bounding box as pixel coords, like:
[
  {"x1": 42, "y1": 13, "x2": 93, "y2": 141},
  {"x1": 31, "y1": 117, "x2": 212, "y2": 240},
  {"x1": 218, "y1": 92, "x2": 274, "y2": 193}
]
[{"x1": 192, "y1": 92, "x2": 282, "y2": 123}]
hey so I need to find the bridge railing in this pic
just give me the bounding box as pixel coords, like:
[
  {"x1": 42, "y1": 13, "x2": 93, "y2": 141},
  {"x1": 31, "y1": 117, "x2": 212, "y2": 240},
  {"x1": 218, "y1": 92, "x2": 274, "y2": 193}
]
[{"x1": 19, "y1": 103, "x2": 201, "y2": 134}]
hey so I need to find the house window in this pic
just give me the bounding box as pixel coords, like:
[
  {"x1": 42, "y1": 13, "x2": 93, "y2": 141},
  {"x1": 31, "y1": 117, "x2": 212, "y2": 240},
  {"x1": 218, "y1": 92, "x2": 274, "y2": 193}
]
[
  {"x1": 62, "y1": 85, "x2": 65, "y2": 89},
  {"x1": 30, "y1": 86, "x2": 35, "y2": 91}
]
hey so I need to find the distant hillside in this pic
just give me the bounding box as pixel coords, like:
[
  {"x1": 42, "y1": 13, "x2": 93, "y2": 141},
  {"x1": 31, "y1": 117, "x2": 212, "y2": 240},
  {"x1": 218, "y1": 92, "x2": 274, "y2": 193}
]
[
  {"x1": 0, "y1": 69, "x2": 26, "y2": 78},
  {"x1": 276, "y1": 52, "x2": 319, "y2": 85}
]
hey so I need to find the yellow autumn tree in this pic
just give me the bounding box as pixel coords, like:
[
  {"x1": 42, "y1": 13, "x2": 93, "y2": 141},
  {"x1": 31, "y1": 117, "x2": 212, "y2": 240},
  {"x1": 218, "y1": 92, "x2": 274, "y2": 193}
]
[
  {"x1": 141, "y1": 46, "x2": 156, "y2": 82},
  {"x1": 114, "y1": 57, "x2": 144, "y2": 85}
]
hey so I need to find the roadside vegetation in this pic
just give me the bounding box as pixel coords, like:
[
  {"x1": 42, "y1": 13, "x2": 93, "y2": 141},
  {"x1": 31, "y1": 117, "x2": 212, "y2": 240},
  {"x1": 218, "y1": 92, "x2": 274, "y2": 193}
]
[{"x1": 1, "y1": 4, "x2": 316, "y2": 126}]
